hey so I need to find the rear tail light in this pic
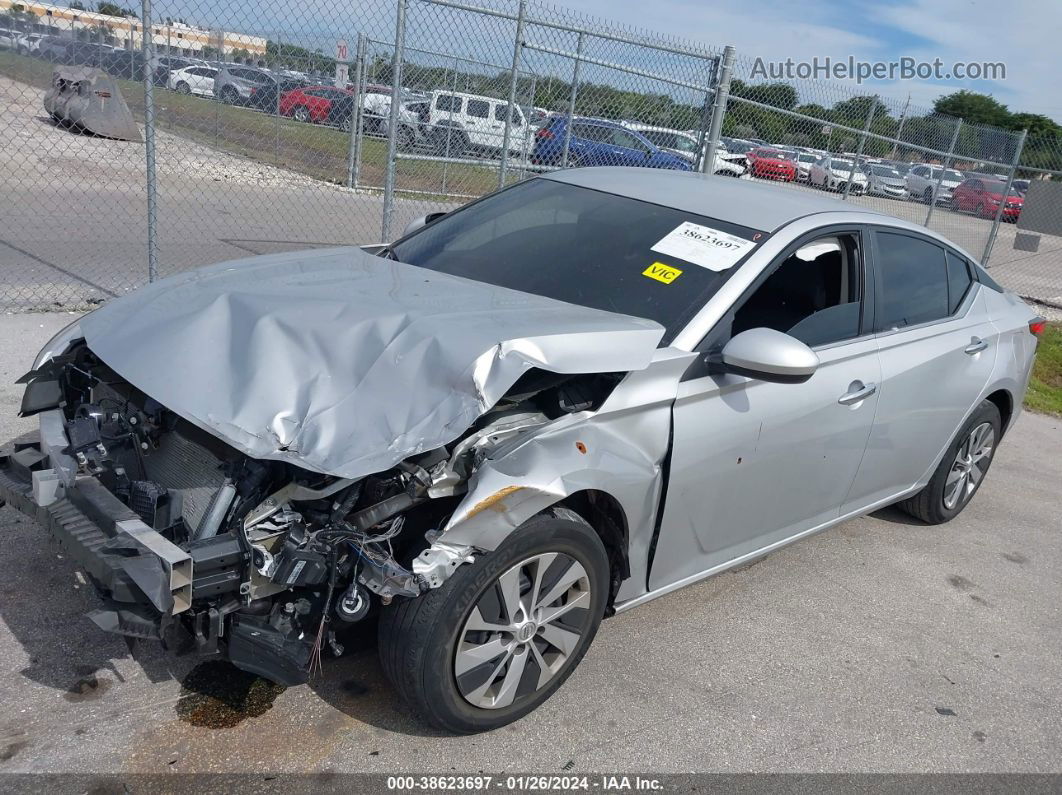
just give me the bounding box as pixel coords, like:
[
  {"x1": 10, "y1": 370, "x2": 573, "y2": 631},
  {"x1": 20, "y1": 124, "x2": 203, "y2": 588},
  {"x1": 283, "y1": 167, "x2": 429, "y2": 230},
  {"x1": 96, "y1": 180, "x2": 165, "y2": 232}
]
[
  {"x1": 536, "y1": 128, "x2": 554, "y2": 139},
  {"x1": 1029, "y1": 317, "x2": 1047, "y2": 337}
]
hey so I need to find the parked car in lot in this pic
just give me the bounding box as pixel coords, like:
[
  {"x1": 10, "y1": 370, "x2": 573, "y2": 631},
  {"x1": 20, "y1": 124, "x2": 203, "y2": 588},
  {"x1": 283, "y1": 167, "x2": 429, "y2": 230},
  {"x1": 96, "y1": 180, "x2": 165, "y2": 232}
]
[
  {"x1": 622, "y1": 123, "x2": 747, "y2": 176},
  {"x1": 795, "y1": 152, "x2": 820, "y2": 182},
  {"x1": 166, "y1": 65, "x2": 218, "y2": 97},
  {"x1": 1011, "y1": 179, "x2": 1030, "y2": 195},
  {"x1": 3, "y1": 169, "x2": 1041, "y2": 733},
  {"x1": 808, "y1": 156, "x2": 868, "y2": 194},
  {"x1": 279, "y1": 84, "x2": 353, "y2": 124},
  {"x1": 15, "y1": 32, "x2": 44, "y2": 55},
  {"x1": 719, "y1": 136, "x2": 756, "y2": 156},
  {"x1": 103, "y1": 49, "x2": 147, "y2": 81},
  {"x1": 863, "y1": 163, "x2": 907, "y2": 198},
  {"x1": 531, "y1": 116, "x2": 691, "y2": 170},
  {"x1": 152, "y1": 56, "x2": 195, "y2": 86},
  {"x1": 421, "y1": 90, "x2": 530, "y2": 157},
  {"x1": 906, "y1": 164, "x2": 965, "y2": 205},
  {"x1": 745, "y1": 147, "x2": 797, "y2": 181},
  {"x1": 951, "y1": 178, "x2": 1024, "y2": 221},
  {"x1": 0, "y1": 27, "x2": 18, "y2": 49},
  {"x1": 213, "y1": 65, "x2": 280, "y2": 110}
]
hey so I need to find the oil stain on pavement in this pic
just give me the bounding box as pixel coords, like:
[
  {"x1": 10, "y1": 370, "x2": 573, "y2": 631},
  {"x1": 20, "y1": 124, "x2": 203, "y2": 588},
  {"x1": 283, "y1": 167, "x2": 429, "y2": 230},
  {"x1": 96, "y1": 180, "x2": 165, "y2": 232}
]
[{"x1": 175, "y1": 660, "x2": 286, "y2": 729}]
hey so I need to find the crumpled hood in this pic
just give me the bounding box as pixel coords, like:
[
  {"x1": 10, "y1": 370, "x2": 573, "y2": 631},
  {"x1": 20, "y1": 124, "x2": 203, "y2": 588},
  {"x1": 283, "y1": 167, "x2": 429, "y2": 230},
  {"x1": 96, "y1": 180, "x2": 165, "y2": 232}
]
[{"x1": 80, "y1": 247, "x2": 664, "y2": 478}]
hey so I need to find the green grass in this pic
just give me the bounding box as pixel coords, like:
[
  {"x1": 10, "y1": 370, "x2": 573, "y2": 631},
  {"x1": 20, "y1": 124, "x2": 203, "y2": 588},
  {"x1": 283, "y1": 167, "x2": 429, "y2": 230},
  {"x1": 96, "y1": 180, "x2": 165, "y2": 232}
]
[
  {"x1": 0, "y1": 50, "x2": 500, "y2": 198},
  {"x1": 1026, "y1": 322, "x2": 1062, "y2": 416}
]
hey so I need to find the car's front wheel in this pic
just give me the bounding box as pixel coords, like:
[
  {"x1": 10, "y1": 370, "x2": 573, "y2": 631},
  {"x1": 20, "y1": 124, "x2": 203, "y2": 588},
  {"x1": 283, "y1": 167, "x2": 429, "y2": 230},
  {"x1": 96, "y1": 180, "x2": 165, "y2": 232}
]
[
  {"x1": 897, "y1": 400, "x2": 1001, "y2": 524},
  {"x1": 378, "y1": 509, "x2": 609, "y2": 733}
]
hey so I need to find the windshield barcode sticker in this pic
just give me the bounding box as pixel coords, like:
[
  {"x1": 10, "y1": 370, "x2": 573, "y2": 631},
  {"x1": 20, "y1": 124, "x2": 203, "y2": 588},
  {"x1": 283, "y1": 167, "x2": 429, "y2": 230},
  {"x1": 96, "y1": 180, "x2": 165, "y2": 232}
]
[{"x1": 651, "y1": 222, "x2": 756, "y2": 272}]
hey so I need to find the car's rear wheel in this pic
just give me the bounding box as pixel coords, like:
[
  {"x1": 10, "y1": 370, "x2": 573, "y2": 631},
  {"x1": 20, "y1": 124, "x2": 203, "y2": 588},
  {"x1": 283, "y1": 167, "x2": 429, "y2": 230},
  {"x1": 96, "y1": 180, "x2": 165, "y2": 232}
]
[
  {"x1": 293, "y1": 105, "x2": 311, "y2": 123},
  {"x1": 220, "y1": 85, "x2": 240, "y2": 104},
  {"x1": 897, "y1": 400, "x2": 1001, "y2": 524},
  {"x1": 378, "y1": 509, "x2": 608, "y2": 733},
  {"x1": 923, "y1": 187, "x2": 934, "y2": 205},
  {"x1": 175, "y1": 81, "x2": 191, "y2": 95}
]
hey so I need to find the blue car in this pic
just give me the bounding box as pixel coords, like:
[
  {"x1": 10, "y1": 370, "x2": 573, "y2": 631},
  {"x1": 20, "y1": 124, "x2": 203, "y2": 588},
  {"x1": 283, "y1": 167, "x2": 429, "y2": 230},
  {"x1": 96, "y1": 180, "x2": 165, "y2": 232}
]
[{"x1": 531, "y1": 116, "x2": 691, "y2": 171}]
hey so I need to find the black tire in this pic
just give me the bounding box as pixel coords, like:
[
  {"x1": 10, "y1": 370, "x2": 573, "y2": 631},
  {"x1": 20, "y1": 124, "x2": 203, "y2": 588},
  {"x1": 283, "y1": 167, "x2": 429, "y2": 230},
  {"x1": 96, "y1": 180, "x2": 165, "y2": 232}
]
[
  {"x1": 431, "y1": 127, "x2": 468, "y2": 157},
  {"x1": 338, "y1": 113, "x2": 352, "y2": 133},
  {"x1": 293, "y1": 105, "x2": 311, "y2": 123},
  {"x1": 897, "y1": 400, "x2": 1001, "y2": 524},
  {"x1": 175, "y1": 81, "x2": 191, "y2": 95},
  {"x1": 923, "y1": 187, "x2": 934, "y2": 205},
  {"x1": 397, "y1": 125, "x2": 416, "y2": 151},
  {"x1": 378, "y1": 509, "x2": 609, "y2": 733},
  {"x1": 220, "y1": 86, "x2": 240, "y2": 105}
]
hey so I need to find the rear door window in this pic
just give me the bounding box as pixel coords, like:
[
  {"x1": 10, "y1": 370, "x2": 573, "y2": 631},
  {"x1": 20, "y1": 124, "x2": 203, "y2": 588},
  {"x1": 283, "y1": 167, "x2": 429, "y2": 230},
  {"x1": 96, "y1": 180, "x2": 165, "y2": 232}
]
[
  {"x1": 467, "y1": 99, "x2": 489, "y2": 119},
  {"x1": 873, "y1": 231, "x2": 951, "y2": 330},
  {"x1": 435, "y1": 94, "x2": 461, "y2": 112}
]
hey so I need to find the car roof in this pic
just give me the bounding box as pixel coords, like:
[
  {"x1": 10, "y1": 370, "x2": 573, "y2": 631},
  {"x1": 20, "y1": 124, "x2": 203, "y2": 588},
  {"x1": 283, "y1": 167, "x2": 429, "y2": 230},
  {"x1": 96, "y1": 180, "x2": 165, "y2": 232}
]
[{"x1": 540, "y1": 167, "x2": 888, "y2": 232}]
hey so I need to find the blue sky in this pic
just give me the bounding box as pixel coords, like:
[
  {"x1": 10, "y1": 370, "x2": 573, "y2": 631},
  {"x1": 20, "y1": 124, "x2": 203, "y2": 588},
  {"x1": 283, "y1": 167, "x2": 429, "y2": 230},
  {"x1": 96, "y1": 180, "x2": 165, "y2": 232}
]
[
  {"x1": 152, "y1": 0, "x2": 1057, "y2": 122},
  {"x1": 579, "y1": 0, "x2": 1060, "y2": 121}
]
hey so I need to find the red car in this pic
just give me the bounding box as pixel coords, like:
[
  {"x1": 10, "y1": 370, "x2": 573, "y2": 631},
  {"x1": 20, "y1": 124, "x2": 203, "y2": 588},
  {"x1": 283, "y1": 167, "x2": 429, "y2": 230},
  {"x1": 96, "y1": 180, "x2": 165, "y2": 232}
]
[
  {"x1": 951, "y1": 178, "x2": 1024, "y2": 221},
  {"x1": 279, "y1": 85, "x2": 353, "y2": 124},
  {"x1": 746, "y1": 147, "x2": 797, "y2": 181}
]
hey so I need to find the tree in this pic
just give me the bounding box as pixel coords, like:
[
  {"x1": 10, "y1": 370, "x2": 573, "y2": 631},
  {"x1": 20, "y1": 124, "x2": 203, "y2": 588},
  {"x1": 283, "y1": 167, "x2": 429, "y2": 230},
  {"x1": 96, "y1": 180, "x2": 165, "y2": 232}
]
[
  {"x1": 69, "y1": 1, "x2": 86, "y2": 9},
  {"x1": 933, "y1": 90, "x2": 1010, "y2": 128},
  {"x1": 96, "y1": 1, "x2": 127, "y2": 17}
]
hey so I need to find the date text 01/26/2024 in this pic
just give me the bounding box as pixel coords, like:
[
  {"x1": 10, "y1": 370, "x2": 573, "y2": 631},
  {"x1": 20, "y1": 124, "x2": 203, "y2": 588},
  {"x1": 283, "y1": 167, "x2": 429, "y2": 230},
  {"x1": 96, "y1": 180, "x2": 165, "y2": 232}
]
[{"x1": 385, "y1": 775, "x2": 665, "y2": 791}]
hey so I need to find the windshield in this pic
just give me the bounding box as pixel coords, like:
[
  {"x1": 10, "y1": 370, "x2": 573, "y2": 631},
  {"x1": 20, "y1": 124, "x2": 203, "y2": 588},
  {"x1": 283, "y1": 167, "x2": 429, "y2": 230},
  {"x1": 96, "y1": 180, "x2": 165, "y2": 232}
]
[
  {"x1": 390, "y1": 179, "x2": 766, "y2": 343},
  {"x1": 870, "y1": 165, "x2": 901, "y2": 176},
  {"x1": 798, "y1": 153, "x2": 817, "y2": 162},
  {"x1": 830, "y1": 159, "x2": 854, "y2": 170}
]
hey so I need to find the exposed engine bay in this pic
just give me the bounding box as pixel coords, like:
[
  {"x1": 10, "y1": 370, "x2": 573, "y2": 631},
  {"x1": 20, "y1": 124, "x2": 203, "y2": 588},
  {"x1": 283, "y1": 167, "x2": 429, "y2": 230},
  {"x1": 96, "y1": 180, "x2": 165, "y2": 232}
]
[{"x1": 17, "y1": 341, "x2": 621, "y2": 685}]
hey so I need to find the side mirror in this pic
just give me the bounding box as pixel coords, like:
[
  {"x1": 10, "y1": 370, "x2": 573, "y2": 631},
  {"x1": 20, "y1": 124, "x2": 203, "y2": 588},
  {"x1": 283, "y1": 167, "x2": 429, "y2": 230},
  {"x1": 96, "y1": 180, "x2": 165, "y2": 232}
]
[
  {"x1": 401, "y1": 211, "x2": 447, "y2": 239},
  {"x1": 715, "y1": 328, "x2": 819, "y2": 384}
]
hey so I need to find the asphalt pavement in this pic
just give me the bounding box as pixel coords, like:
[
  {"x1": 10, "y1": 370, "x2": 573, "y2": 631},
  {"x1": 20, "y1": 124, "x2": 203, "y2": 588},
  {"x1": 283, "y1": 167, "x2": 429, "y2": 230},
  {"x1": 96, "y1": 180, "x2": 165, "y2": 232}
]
[{"x1": 0, "y1": 313, "x2": 1059, "y2": 774}]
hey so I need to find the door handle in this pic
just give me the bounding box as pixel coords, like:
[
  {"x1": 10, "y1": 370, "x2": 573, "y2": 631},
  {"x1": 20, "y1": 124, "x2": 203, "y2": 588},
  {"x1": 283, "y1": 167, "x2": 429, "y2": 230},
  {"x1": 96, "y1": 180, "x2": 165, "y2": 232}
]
[
  {"x1": 964, "y1": 338, "x2": 989, "y2": 355},
  {"x1": 838, "y1": 382, "x2": 877, "y2": 406}
]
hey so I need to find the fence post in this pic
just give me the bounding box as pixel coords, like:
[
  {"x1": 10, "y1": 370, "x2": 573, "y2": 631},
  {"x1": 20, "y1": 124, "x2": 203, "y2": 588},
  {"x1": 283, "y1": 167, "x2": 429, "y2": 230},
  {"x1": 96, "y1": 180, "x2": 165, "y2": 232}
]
[
  {"x1": 274, "y1": 30, "x2": 281, "y2": 166},
  {"x1": 441, "y1": 54, "x2": 459, "y2": 194},
  {"x1": 693, "y1": 56, "x2": 717, "y2": 172},
  {"x1": 843, "y1": 95, "x2": 877, "y2": 200},
  {"x1": 518, "y1": 74, "x2": 536, "y2": 179},
  {"x1": 381, "y1": 0, "x2": 407, "y2": 242},
  {"x1": 982, "y1": 129, "x2": 1028, "y2": 264},
  {"x1": 140, "y1": 0, "x2": 158, "y2": 283},
  {"x1": 560, "y1": 31, "x2": 585, "y2": 167},
  {"x1": 925, "y1": 118, "x2": 962, "y2": 225},
  {"x1": 345, "y1": 33, "x2": 365, "y2": 189},
  {"x1": 498, "y1": 0, "x2": 527, "y2": 189},
  {"x1": 701, "y1": 44, "x2": 734, "y2": 175}
]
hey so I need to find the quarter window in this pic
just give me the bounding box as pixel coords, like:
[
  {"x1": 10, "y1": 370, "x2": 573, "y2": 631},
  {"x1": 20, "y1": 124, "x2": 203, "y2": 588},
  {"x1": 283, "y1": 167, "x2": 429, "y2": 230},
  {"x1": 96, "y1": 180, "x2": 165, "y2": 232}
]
[
  {"x1": 874, "y1": 232, "x2": 950, "y2": 330},
  {"x1": 946, "y1": 252, "x2": 973, "y2": 314}
]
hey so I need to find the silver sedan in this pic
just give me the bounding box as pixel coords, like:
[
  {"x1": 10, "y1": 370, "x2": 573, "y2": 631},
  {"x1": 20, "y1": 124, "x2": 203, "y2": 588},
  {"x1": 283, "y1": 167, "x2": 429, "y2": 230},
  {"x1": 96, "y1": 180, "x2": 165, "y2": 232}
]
[{"x1": 2, "y1": 168, "x2": 1042, "y2": 733}]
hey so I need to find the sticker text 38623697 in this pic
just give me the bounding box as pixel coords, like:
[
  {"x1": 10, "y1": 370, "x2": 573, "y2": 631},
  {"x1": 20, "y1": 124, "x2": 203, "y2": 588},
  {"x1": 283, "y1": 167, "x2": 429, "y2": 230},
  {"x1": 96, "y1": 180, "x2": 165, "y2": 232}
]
[{"x1": 650, "y1": 222, "x2": 756, "y2": 272}]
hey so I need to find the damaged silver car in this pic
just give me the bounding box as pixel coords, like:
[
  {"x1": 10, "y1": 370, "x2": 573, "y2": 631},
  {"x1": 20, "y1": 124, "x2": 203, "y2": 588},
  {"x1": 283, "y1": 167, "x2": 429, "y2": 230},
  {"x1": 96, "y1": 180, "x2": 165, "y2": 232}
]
[{"x1": 0, "y1": 168, "x2": 1044, "y2": 732}]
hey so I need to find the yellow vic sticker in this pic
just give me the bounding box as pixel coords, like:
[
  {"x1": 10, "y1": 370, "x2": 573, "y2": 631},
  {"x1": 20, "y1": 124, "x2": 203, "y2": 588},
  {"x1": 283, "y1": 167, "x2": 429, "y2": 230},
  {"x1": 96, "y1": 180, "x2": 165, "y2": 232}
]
[{"x1": 643, "y1": 262, "x2": 682, "y2": 284}]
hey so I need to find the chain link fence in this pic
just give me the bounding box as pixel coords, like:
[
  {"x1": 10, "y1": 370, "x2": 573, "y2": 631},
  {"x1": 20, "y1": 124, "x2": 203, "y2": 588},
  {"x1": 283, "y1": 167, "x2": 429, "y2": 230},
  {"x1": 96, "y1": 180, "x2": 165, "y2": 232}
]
[{"x1": 0, "y1": 0, "x2": 1060, "y2": 312}]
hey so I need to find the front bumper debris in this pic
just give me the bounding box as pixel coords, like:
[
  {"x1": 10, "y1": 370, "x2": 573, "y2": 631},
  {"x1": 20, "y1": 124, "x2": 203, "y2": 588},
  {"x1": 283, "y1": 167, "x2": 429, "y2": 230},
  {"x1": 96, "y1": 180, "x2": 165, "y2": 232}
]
[{"x1": 0, "y1": 417, "x2": 193, "y2": 639}]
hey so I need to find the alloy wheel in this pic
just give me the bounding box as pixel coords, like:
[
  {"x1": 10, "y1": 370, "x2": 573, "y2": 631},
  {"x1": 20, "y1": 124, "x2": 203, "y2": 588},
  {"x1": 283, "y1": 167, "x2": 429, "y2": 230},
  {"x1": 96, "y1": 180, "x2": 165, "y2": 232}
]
[
  {"x1": 454, "y1": 552, "x2": 592, "y2": 710},
  {"x1": 943, "y1": 422, "x2": 995, "y2": 510}
]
